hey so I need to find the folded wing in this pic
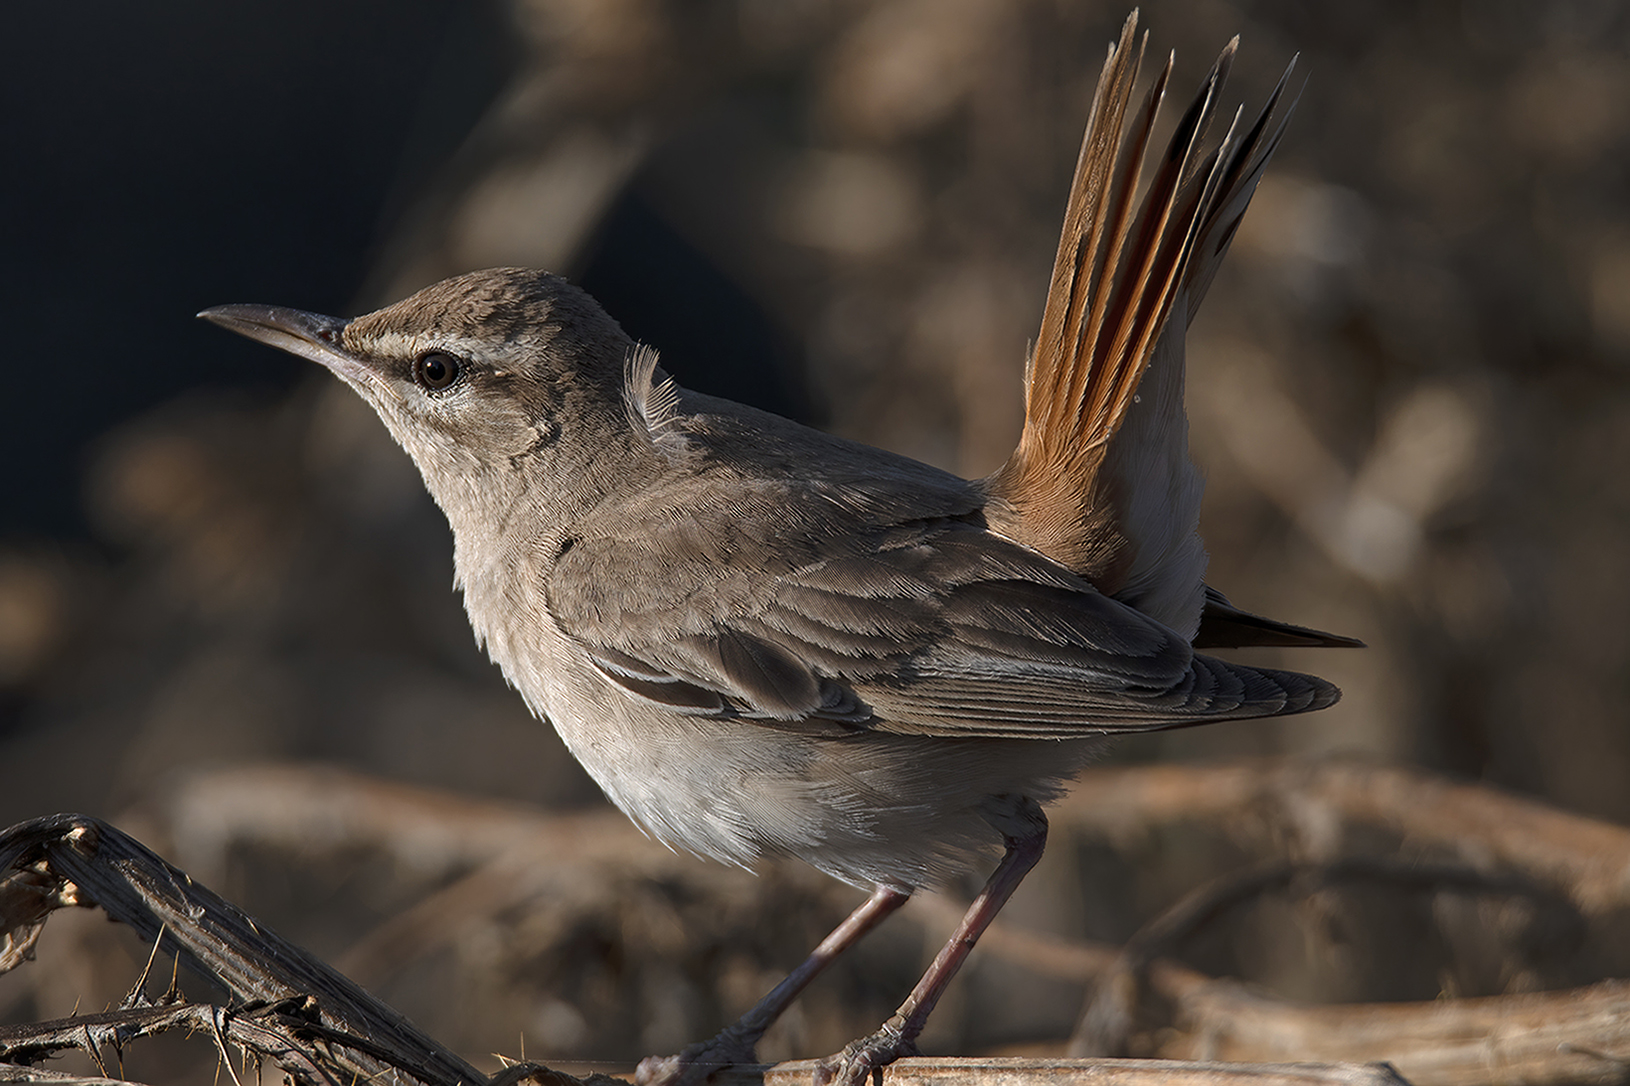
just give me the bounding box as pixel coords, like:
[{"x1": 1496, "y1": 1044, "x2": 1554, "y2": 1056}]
[{"x1": 547, "y1": 499, "x2": 1338, "y2": 739}]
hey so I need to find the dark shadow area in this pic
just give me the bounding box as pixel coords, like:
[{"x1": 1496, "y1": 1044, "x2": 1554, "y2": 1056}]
[{"x1": 0, "y1": 0, "x2": 517, "y2": 537}]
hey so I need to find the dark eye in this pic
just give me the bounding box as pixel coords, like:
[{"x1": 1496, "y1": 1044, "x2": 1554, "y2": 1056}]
[{"x1": 414, "y1": 350, "x2": 462, "y2": 391}]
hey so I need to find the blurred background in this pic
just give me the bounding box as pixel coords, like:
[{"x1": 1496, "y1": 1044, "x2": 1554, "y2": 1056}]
[{"x1": 1, "y1": 0, "x2": 1628, "y2": 1079}]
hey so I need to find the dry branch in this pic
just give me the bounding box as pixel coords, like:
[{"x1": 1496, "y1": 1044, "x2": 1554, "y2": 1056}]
[
  {"x1": 0, "y1": 1065, "x2": 160, "y2": 1086},
  {"x1": 5, "y1": 759, "x2": 1626, "y2": 1086},
  {"x1": 720, "y1": 1058, "x2": 1412, "y2": 1086},
  {"x1": 909, "y1": 759, "x2": 1630, "y2": 1084},
  {"x1": 1055, "y1": 760, "x2": 1630, "y2": 913},
  {"x1": 0, "y1": 813, "x2": 494, "y2": 1086},
  {"x1": 0, "y1": 807, "x2": 1424, "y2": 1086},
  {"x1": 1156, "y1": 978, "x2": 1630, "y2": 1086}
]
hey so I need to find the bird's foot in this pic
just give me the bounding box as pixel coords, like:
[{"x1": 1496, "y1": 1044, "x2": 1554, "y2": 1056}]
[
  {"x1": 812, "y1": 1016, "x2": 919, "y2": 1086},
  {"x1": 636, "y1": 1025, "x2": 761, "y2": 1086}
]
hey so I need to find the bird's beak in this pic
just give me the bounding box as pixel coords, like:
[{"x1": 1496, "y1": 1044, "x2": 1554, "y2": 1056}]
[{"x1": 198, "y1": 304, "x2": 397, "y2": 399}]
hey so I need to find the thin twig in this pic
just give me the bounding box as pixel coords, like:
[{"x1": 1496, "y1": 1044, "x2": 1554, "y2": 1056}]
[
  {"x1": 208, "y1": 1007, "x2": 245, "y2": 1086},
  {"x1": 120, "y1": 925, "x2": 168, "y2": 1011}
]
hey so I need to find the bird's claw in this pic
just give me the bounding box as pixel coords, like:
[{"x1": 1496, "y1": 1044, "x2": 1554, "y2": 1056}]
[{"x1": 812, "y1": 1018, "x2": 919, "y2": 1086}]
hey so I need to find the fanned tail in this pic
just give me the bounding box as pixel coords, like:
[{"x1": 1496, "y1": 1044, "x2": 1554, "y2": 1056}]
[{"x1": 987, "y1": 13, "x2": 1296, "y2": 623}]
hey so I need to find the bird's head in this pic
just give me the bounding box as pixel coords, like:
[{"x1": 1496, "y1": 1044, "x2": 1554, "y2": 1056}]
[{"x1": 201, "y1": 268, "x2": 642, "y2": 515}]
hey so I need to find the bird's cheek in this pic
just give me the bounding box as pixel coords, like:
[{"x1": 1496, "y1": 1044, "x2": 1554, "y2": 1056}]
[{"x1": 463, "y1": 408, "x2": 557, "y2": 461}]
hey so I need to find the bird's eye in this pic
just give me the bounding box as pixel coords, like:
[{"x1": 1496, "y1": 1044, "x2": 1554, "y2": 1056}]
[{"x1": 414, "y1": 350, "x2": 463, "y2": 391}]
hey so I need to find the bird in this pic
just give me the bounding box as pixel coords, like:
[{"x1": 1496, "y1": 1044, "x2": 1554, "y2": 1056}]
[{"x1": 201, "y1": 12, "x2": 1356, "y2": 1085}]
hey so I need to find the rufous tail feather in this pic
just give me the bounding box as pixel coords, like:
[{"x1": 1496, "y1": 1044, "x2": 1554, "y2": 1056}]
[{"x1": 988, "y1": 11, "x2": 1297, "y2": 606}]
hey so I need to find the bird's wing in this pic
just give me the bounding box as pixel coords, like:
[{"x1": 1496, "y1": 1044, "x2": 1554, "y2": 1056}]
[{"x1": 546, "y1": 483, "x2": 1337, "y2": 739}]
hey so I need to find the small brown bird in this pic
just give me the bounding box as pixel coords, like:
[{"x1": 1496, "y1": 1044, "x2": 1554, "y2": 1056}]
[{"x1": 203, "y1": 13, "x2": 1355, "y2": 1085}]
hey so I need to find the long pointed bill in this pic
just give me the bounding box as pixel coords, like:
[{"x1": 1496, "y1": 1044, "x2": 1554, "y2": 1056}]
[{"x1": 198, "y1": 304, "x2": 399, "y2": 400}]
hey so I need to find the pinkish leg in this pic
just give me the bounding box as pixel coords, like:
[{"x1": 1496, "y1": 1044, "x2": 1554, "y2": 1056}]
[
  {"x1": 636, "y1": 885, "x2": 910, "y2": 1086},
  {"x1": 814, "y1": 799, "x2": 1048, "y2": 1086}
]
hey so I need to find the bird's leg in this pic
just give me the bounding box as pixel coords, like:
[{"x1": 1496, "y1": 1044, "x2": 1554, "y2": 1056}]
[
  {"x1": 636, "y1": 885, "x2": 910, "y2": 1086},
  {"x1": 813, "y1": 797, "x2": 1048, "y2": 1086}
]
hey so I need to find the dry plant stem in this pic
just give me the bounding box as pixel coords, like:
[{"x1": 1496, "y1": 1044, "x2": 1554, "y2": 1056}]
[
  {"x1": 635, "y1": 886, "x2": 909, "y2": 1085},
  {"x1": 0, "y1": 1002, "x2": 333, "y2": 1086},
  {"x1": 9, "y1": 760, "x2": 1623, "y2": 1086},
  {"x1": 486, "y1": 1061, "x2": 604, "y2": 1086},
  {"x1": 164, "y1": 760, "x2": 1630, "y2": 1085},
  {"x1": 1056, "y1": 760, "x2": 1630, "y2": 914},
  {"x1": 0, "y1": 1066, "x2": 163, "y2": 1086},
  {"x1": 719, "y1": 1059, "x2": 1411, "y2": 1086},
  {"x1": 905, "y1": 830, "x2": 1630, "y2": 1086},
  {"x1": 1159, "y1": 978, "x2": 1630, "y2": 1086},
  {"x1": 0, "y1": 864, "x2": 83, "y2": 972},
  {"x1": 0, "y1": 813, "x2": 487, "y2": 1086}
]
